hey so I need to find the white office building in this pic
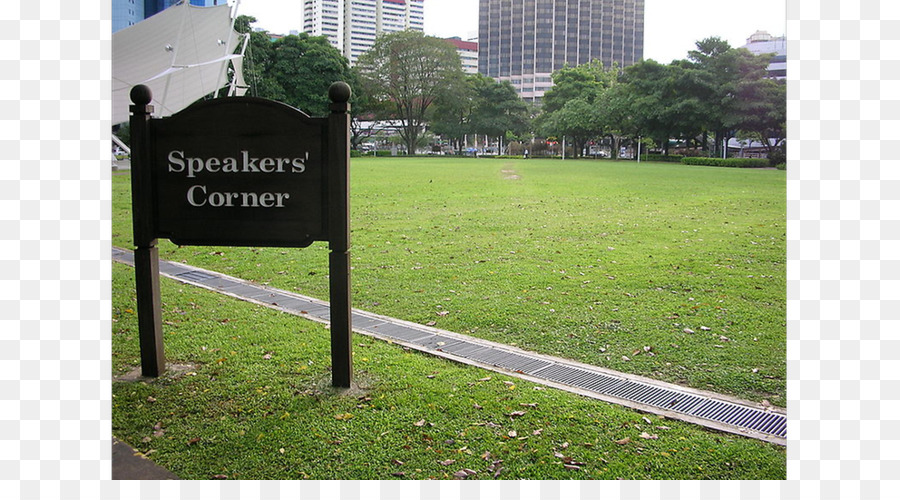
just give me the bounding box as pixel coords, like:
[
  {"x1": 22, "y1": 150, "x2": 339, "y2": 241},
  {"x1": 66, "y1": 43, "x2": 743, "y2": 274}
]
[
  {"x1": 444, "y1": 37, "x2": 479, "y2": 74},
  {"x1": 741, "y1": 30, "x2": 786, "y2": 79},
  {"x1": 302, "y1": 0, "x2": 425, "y2": 64}
]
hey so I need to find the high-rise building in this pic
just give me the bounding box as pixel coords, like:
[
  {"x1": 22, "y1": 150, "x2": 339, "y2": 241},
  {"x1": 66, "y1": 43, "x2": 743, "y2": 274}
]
[
  {"x1": 478, "y1": 0, "x2": 645, "y2": 102},
  {"x1": 301, "y1": 0, "x2": 425, "y2": 65},
  {"x1": 113, "y1": 0, "x2": 226, "y2": 33}
]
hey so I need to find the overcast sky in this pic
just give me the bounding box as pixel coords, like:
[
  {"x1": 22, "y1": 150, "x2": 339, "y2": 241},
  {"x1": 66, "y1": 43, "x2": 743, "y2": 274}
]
[{"x1": 238, "y1": 0, "x2": 786, "y2": 64}]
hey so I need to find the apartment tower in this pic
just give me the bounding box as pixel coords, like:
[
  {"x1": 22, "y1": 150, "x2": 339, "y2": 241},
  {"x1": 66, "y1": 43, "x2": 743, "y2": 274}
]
[
  {"x1": 478, "y1": 0, "x2": 644, "y2": 102},
  {"x1": 302, "y1": 0, "x2": 425, "y2": 64}
]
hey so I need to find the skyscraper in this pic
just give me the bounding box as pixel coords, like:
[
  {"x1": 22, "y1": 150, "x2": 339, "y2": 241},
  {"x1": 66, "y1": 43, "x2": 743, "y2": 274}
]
[
  {"x1": 112, "y1": 0, "x2": 226, "y2": 33},
  {"x1": 301, "y1": 0, "x2": 425, "y2": 65},
  {"x1": 478, "y1": 0, "x2": 645, "y2": 102}
]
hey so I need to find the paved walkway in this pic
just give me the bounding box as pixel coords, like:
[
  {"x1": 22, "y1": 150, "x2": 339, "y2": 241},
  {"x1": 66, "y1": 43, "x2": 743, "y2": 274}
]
[
  {"x1": 112, "y1": 437, "x2": 179, "y2": 480},
  {"x1": 112, "y1": 246, "x2": 785, "y2": 460}
]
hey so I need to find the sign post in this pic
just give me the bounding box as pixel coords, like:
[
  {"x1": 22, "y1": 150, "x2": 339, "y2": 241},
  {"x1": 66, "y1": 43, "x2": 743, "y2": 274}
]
[
  {"x1": 128, "y1": 83, "x2": 354, "y2": 387},
  {"x1": 327, "y1": 82, "x2": 353, "y2": 388},
  {"x1": 130, "y1": 85, "x2": 165, "y2": 377}
]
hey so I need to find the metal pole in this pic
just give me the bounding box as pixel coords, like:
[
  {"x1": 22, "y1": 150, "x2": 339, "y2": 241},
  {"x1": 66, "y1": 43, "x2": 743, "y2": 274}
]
[{"x1": 327, "y1": 82, "x2": 353, "y2": 388}]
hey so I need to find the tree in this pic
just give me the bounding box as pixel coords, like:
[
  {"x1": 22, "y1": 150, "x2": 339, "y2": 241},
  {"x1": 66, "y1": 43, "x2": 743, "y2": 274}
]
[
  {"x1": 620, "y1": 59, "x2": 706, "y2": 155},
  {"x1": 536, "y1": 61, "x2": 619, "y2": 158},
  {"x1": 468, "y1": 75, "x2": 531, "y2": 149},
  {"x1": 269, "y1": 34, "x2": 352, "y2": 116},
  {"x1": 686, "y1": 37, "x2": 770, "y2": 157},
  {"x1": 537, "y1": 98, "x2": 601, "y2": 157},
  {"x1": 428, "y1": 73, "x2": 477, "y2": 153},
  {"x1": 356, "y1": 31, "x2": 464, "y2": 155},
  {"x1": 733, "y1": 77, "x2": 786, "y2": 164},
  {"x1": 234, "y1": 17, "x2": 352, "y2": 116},
  {"x1": 233, "y1": 16, "x2": 283, "y2": 101}
]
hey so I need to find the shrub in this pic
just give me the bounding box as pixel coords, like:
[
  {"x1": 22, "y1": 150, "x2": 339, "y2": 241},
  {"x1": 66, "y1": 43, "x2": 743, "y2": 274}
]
[
  {"x1": 375, "y1": 150, "x2": 404, "y2": 157},
  {"x1": 640, "y1": 154, "x2": 683, "y2": 163},
  {"x1": 767, "y1": 147, "x2": 786, "y2": 167},
  {"x1": 681, "y1": 157, "x2": 771, "y2": 168}
]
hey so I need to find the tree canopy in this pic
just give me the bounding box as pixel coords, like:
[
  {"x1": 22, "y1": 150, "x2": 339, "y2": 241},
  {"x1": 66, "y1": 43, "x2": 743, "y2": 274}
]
[
  {"x1": 355, "y1": 30, "x2": 464, "y2": 154},
  {"x1": 533, "y1": 37, "x2": 785, "y2": 162},
  {"x1": 235, "y1": 16, "x2": 352, "y2": 117}
]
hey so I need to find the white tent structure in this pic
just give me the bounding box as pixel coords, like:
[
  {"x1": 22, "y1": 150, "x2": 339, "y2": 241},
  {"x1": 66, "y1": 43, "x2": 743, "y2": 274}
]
[{"x1": 112, "y1": 1, "x2": 248, "y2": 126}]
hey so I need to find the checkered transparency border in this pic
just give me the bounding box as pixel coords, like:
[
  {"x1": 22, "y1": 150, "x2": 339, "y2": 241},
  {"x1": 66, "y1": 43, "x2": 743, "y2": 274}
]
[{"x1": 1, "y1": 0, "x2": 898, "y2": 498}]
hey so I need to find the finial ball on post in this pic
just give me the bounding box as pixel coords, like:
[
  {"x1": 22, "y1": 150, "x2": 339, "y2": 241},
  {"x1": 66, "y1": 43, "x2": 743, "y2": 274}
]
[
  {"x1": 130, "y1": 85, "x2": 153, "y2": 106},
  {"x1": 328, "y1": 82, "x2": 352, "y2": 104}
]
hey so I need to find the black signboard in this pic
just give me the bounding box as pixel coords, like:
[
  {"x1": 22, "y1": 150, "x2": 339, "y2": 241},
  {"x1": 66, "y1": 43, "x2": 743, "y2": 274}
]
[
  {"x1": 129, "y1": 83, "x2": 353, "y2": 387},
  {"x1": 150, "y1": 98, "x2": 328, "y2": 247}
]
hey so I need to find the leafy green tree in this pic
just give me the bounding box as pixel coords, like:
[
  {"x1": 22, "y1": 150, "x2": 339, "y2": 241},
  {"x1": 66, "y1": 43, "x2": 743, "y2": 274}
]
[
  {"x1": 234, "y1": 16, "x2": 352, "y2": 116},
  {"x1": 269, "y1": 34, "x2": 352, "y2": 116},
  {"x1": 537, "y1": 98, "x2": 602, "y2": 157},
  {"x1": 427, "y1": 72, "x2": 477, "y2": 153},
  {"x1": 619, "y1": 59, "x2": 707, "y2": 155},
  {"x1": 468, "y1": 75, "x2": 531, "y2": 148},
  {"x1": 733, "y1": 77, "x2": 787, "y2": 164},
  {"x1": 233, "y1": 16, "x2": 283, "y2": 101},
  {"x1": 536, "y1": 61, "x2": 619, "y2": 157},
  {"x1": 356, "y1": 31, "x2": 464, "y2": 155},
  {"x1": 685, "y1": 37, "x2": 771, "y2": 157}
]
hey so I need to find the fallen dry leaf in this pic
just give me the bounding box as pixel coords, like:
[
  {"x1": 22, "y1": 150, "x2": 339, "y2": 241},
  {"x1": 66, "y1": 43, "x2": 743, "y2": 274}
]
[
  {"x1": 414, "y1": 419, "x2": 426, "y2": 427},
  {"x1": 615, "y1": 437, "x2": 632, "y2": 445},
  {"x1": 439, "y1": 459, "x2": 456, "y2": 467},
  {"x1": 639, "y1": 432, "x2": 658, "y2": 440},
  {"x1": 453, "y1": 469, "x2": 471, "y2": 479},
  {"x1": 507, "y1": 411, "x2": 526, "y2": 418},
  {"x1": 211, "y1": 474, "x2": 228, "y2": 480}
]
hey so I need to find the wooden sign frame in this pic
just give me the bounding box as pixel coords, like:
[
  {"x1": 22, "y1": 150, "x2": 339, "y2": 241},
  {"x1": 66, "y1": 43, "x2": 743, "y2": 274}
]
[{"x1": 128, "y1": 83, "x2": 354, "y2": 387}]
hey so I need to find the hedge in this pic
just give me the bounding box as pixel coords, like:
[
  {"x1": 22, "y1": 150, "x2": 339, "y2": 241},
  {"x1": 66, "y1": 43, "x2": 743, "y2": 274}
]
[
  {"x1": 680, "y1": 157, "x2": 771, "y2": 168},
  {"x1": 640, "y1": 154, "x2": 683, "y2": 163}
]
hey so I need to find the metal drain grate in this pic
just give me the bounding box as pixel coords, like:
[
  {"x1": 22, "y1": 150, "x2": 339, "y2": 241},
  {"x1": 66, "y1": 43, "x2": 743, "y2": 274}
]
[
  {"x1": 606, "y1": 381, "x2": 707, "y2": 414},
  {"x1": 175, "y1": 270, "x2": 217, "y2": 281},
  {"x1": 688, "y1": 400, "x2": 786, "y2": 438}
]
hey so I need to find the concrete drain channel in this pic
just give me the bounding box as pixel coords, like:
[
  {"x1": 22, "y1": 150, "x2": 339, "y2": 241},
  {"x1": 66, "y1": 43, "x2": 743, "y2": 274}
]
[{"x1": 112, "y1": 247, "x2": 786, "y2": 446}]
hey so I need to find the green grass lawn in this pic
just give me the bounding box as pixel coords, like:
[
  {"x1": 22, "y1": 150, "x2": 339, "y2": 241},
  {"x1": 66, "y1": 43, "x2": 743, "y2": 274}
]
[
  {"x1": 113, "y1": 157, "x2": 785, "y2": 407},
  {"x1": 112, "y1": 263, "x2": 786, "y2": 480}
]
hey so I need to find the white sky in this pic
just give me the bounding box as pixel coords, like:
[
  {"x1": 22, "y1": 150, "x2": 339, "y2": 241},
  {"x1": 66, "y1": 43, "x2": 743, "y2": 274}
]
[{"x1": 237, "y1": 0, "x2": 786, "y2": 64}]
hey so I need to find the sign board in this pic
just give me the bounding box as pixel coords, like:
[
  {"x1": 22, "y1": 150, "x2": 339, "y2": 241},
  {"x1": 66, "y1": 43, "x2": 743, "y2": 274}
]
[
  {"x1": 150, "y1": 98, "x2": 329, "y2": 247},
  {"x1": 129, "y1": 83, "x2": 353, "y2": 387}
]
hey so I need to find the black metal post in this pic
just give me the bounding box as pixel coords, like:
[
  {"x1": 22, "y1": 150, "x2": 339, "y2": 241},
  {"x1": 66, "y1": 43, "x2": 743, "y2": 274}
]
[
  {"x1": 129, "y1": 85, "x2": 165, "y2": 377},
  {"x1": 327, "y1": 82, "x2": 353, "y2": 388}
]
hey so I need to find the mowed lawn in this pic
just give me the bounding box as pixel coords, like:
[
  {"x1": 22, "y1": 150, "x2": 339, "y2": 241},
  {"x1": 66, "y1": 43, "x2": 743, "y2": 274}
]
[{"x1": 112, "y1": 157, "x2": 785, "y2": 405}]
